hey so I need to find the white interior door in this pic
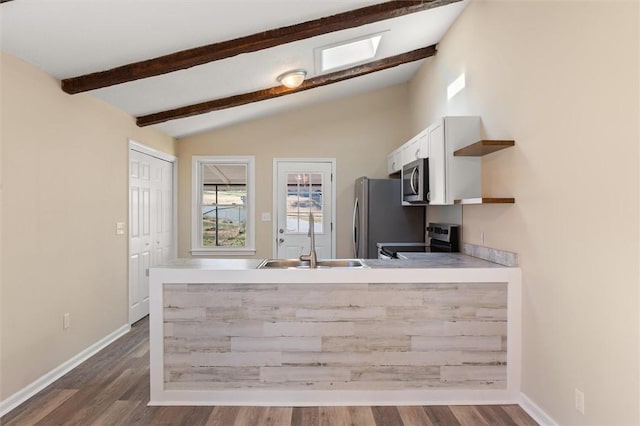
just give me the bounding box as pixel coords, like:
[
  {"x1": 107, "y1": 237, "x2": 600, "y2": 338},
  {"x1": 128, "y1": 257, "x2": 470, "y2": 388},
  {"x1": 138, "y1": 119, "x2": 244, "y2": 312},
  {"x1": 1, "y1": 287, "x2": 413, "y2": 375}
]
[
  {"x1": 274, "y1": 160, "x2": 334, "y2": 259},
  {"x1": 153, "y1": 158, "x2": 174, "y2": 266},
  {"x1": 129, "y1": 147, "x2": 175, "y2": 324}
]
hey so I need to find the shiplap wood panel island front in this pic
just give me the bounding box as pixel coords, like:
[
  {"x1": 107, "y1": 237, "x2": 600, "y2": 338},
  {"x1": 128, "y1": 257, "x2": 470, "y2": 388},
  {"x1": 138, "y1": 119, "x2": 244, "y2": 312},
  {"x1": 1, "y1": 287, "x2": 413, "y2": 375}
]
[{"x1": 149, "y1": 256, "x2": 521, "y2": 406}]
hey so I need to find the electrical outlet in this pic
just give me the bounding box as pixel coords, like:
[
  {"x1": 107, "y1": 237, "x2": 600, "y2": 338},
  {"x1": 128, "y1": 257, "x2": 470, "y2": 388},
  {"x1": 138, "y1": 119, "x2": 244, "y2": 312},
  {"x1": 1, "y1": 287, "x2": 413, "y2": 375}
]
[
  {"x1": 575, "y1": 388, "x2": 585, "y2": 414},
  {"x1": 63, "y1": 313, "x2": 71, "y2": 330}
]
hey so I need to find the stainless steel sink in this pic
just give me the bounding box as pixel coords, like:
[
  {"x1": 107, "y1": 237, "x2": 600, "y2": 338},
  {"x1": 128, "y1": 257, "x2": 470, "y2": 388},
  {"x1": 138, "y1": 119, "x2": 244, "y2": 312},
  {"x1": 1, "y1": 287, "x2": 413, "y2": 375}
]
[{"x1": 258, "y1": 259, "x2": 367, "y2": 269}]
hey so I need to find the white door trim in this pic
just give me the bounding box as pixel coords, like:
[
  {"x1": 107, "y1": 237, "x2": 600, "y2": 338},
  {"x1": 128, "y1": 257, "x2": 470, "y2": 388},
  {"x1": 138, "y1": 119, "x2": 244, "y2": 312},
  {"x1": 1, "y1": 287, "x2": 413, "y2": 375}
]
[
  {"x1": 129, "y1": 140, "x2": 177, "y2": 163},
  {"x1": 272, "y1": 158, "x2": 336, "y2": 259},
  {"x1": 128, "y1": 140, "x2": 177, "y2": 325}
]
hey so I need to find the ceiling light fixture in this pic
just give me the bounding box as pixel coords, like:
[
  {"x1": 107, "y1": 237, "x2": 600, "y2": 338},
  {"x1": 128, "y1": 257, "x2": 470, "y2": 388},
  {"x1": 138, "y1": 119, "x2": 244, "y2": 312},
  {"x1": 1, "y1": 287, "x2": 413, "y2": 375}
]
[{"x1": 277, "y1": 70, "x2": 307, "y2": 89}]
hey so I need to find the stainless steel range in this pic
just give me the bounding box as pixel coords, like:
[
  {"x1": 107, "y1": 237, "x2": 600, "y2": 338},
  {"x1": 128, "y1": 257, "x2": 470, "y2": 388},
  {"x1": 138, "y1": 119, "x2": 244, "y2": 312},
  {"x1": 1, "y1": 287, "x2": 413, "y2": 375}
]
[{"x1": 377, "y1": 223, "x2": 460, "y2": 259}]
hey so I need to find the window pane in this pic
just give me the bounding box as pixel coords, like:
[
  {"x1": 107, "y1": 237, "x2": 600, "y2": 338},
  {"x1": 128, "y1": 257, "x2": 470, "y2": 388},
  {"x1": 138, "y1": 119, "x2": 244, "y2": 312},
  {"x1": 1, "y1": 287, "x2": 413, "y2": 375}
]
[
  {"x1": 286, "y1": 214, "x2": 300, "y2": 233},
  {"x1": 312, "y1": 213, "x2": 323, "y2": 233},
  {"x1": 202, "y1": 204, "x2": 246, "y2": 247},
  {"x1": 201, "y1": 162, "x2": 247, "y2": 247},
  {"x1": 284, "y1": 172, "x2": 323, "y2": 234}
]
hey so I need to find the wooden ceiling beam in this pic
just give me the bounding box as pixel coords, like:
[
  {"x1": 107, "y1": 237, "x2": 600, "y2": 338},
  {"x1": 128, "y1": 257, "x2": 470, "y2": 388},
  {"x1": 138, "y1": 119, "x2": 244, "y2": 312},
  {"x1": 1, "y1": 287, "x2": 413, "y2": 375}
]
[
  {"x1": 136, "y1": 44, "x2": 437, "y2": 127},
  {"x1": 61, "y1": 0, "x2": 460, "y2": 94}
]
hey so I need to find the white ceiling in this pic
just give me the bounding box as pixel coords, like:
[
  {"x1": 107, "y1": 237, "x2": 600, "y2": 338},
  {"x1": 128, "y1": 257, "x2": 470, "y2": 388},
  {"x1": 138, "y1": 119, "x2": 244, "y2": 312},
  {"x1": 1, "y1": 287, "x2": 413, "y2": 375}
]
[{"x1": 0, "y1": 0, "x2": 468, "y2": 138}]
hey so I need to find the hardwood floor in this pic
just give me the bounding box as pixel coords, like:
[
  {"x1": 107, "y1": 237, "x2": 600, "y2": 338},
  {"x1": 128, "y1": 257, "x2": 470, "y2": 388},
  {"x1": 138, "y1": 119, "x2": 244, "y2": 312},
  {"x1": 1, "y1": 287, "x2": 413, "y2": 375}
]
[{"x1": 1, "y1": 317, "x2": 538, "y2": 425}]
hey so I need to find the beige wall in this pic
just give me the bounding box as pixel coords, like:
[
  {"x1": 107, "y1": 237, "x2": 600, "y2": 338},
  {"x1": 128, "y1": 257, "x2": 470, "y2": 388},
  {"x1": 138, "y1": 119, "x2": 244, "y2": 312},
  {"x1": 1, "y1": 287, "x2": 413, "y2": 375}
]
[
  {"x1": 177, "y1": 84, "x2": 411, "y2": 259},
  {"x1": 0, "y1": 52, "x2": 175, "y2": 400},
  {"x1": 3, "y1": 2, "x2": 638, "y2": 421},
  {"x1": 408, "y1": 1, "x2": 639, "y2": 424}
]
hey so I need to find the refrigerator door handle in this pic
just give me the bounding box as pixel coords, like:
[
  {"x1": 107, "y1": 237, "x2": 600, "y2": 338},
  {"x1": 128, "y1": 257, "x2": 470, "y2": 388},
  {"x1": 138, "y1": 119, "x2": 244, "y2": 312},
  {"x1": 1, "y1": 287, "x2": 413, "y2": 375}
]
[{"x1": 352, "y1": 198, "x2": 359, "y2": 257}]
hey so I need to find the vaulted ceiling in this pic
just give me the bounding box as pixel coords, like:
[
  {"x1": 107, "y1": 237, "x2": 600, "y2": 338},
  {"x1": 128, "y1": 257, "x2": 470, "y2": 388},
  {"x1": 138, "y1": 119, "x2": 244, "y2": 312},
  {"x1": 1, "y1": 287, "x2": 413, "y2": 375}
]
[{"x1": 0, "y1": 0, "x2": 468, "y2": 138}]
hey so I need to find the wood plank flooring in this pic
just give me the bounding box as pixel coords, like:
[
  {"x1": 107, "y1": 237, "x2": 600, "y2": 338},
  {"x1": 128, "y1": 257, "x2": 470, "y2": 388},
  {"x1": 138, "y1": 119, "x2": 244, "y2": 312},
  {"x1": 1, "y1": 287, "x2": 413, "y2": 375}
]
[{"x1": 1, "y1": 317, "x2": 538, "y2": 425}]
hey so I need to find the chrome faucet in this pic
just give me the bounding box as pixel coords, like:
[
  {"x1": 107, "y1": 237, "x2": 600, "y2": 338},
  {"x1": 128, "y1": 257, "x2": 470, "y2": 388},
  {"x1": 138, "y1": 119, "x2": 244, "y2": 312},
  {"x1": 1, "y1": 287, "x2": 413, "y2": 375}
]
[{"x1": 299, "y1": 212, "x2": 318, "y2": 268}]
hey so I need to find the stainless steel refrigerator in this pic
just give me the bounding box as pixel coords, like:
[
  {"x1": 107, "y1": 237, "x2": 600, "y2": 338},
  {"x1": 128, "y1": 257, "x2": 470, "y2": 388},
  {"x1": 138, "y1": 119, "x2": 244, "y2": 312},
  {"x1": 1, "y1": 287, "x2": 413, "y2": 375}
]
[{"x1": 353, "y1": 177, "x2": 425, "y2": 258}]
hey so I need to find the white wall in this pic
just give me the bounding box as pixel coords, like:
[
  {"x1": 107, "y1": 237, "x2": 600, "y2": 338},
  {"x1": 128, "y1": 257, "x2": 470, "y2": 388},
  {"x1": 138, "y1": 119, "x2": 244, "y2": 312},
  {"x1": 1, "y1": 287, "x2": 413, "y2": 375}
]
[
  {"x1": 408, "y1": 1, "x2": 639, "y2": 424},
  {"x1": 176, "y1": 84, "x2": 412, "y2": 259},
  {"x1": 0, "y1": 52, "x2": 175, "y2": 400}
]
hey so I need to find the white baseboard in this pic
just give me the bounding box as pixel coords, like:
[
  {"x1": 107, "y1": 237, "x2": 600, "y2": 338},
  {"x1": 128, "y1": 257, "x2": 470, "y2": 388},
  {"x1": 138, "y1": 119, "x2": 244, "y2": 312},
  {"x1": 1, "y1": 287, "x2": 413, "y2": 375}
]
[
  {"x1": 0, "y1": 324, "x2": 131, "y2": 418},
  {"x1": 519, "y1": 392, "x2": 558, "y2": 426}
]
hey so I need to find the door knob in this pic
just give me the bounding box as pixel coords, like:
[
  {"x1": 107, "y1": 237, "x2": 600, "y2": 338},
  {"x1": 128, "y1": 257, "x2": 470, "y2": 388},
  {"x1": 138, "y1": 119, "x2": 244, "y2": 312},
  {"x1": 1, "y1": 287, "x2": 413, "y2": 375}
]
[{"x1": 278, "y1": 238, "x2": 284, "y2": 244}]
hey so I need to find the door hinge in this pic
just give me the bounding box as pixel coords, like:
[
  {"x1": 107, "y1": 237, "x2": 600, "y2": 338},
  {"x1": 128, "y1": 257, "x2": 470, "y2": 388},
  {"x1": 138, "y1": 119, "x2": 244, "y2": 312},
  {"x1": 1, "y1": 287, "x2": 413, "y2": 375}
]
[
  {"x1": 331, "y1": 222, "x2": 333, "y2": 232},
  {"x1": 331, "y1": 173, "x2": 333, "y2": 182}
]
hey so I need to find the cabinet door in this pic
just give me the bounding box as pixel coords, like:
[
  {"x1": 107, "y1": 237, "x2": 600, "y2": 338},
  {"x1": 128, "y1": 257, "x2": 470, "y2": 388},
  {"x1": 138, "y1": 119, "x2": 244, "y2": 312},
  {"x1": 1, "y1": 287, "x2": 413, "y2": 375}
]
[
  {"x1": 387, "y1": 152, "x2": 395, "y2": 174},
  {"x1": 387, "y1": 149, "x2": 401, "y2": 174},
  {"x1": 397, "y1": 143, "x2": 408, "y2": 167},
  {"x1": 415, "y1": 129, "x2": 429, "y2": 159},
  {"x1": 403, "y1": 137, "x2": 419, "y2": 165},
  {"x1": 427, "y1": 122, "x2": 447, "y2": 204}
]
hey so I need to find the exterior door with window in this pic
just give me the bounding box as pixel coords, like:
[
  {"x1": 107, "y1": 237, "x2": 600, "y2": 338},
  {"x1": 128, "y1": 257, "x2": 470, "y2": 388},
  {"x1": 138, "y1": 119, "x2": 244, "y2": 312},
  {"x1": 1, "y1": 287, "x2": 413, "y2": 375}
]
[{"x1": 274, "y1": 160, "x2": 334, "y2": 259}]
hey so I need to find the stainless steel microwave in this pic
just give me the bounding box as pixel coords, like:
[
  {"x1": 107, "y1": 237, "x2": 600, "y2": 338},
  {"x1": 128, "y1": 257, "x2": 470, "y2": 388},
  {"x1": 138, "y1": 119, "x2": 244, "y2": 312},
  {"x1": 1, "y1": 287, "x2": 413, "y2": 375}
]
[{"x1": 402, "y1": 158, "x2": 429, "y2": 204}]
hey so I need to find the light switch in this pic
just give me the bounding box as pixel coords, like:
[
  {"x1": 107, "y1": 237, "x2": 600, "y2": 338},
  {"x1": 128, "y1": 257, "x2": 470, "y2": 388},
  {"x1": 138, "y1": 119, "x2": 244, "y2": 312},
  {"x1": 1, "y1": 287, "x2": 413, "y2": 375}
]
[
  {"x1": 116, "y1": 222, "x2": 125, "y2": 235},
  {"x1": 261, "y1": 212, "x2": 271, "y2": 222}
]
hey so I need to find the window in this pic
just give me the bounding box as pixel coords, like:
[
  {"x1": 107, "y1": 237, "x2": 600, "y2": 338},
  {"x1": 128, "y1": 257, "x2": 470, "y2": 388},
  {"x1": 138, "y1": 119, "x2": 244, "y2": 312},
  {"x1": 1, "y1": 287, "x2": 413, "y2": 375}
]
[
  {"x1": 317, "y1": 33, "x2": 383, "y2": 72},
  {"x1": 286, "y1": 172, "x2": 323, "y2": 234},
  {"x1": 191, "y1": 156, "x2": 255, "y2": 255}
]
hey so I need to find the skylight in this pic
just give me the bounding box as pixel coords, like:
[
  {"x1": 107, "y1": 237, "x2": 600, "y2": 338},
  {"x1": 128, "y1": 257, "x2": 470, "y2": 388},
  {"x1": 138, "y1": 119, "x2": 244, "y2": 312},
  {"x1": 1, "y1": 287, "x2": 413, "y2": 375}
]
[{"x1": 319, "y1": 34, "x2": 383, "y2": 72}]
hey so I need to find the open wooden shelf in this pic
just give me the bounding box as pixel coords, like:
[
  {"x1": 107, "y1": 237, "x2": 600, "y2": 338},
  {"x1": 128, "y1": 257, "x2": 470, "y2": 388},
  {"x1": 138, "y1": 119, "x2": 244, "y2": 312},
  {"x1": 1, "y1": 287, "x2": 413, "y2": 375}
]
[
  {"x1": 454, "y1": 140, "x2": 515, "y2": 156},
  {"x1": 454, "y1": 197, "x2": 515, "y2": 205}
]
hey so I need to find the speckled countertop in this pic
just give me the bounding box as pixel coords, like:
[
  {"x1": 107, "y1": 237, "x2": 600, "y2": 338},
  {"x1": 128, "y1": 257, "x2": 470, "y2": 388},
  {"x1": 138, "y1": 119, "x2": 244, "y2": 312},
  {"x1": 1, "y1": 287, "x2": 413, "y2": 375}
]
[
  {"x1": 364, "y1": 253, "x2": 505, "y2": 269},
  {"x1": 155, "y1": 258, "x2": 264, "y2": 269},
  {"x1": 154, "y1": 253, "x2": 506, "y2": 270}
]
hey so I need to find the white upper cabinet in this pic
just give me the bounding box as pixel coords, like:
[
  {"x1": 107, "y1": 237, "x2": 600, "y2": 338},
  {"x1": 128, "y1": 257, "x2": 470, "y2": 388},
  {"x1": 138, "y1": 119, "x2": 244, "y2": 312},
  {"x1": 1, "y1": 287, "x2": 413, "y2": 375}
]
[
  {"x1": 388, "y1": 128, "x2": 432, "y2": 175},
  {"x1": 414, "y1": 128, "x2": 429, "y2": 160},
  {"x1": 402, "y1": 136, "x2": 419, "y2": 165},
  {"x1": 388, "y1": 116, "x2": 515, "y2": 205},
  {"x1": 433, "y1": 116, "x2": 482, "y2": 204},
  {"x1": 427, "y1": 117, "x2": 483, "y2": 205},
  {"x1": 387, "y1": 147, "x2": 402, "y2": 175},
  {"x1": 388, "y1": 116, "x2": 486, "y2": 205},
  {"x1": 401, "y1": 129, "x2": 430, "y2": 166},
  {"x1": 427, "y1": 121, "x2": 446, "y2": 204}
]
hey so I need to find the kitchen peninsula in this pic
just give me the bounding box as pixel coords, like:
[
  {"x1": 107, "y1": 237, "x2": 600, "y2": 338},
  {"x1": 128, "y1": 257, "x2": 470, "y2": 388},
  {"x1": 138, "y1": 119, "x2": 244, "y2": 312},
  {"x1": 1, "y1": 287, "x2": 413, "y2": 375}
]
[{"x1": 149, "y1": 255, "x2": 521, "y2": 406}]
